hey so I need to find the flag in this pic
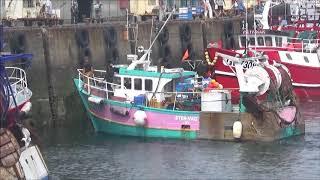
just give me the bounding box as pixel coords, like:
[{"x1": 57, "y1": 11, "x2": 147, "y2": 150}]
[{"x1": 182, "y1": 49, "x2": 189, "y2": 61}]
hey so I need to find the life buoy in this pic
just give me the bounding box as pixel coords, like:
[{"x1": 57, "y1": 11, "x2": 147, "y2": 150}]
[
  {"x1": 104, "y1": 26, "x2": 117, "y2": 47},
  {"x1": 9, "y1": 32, "x2": 26, "y2": 54},
  {"x1": 180, "y1": 24, "x2": 191, "y2": 42},
  {"x1": 75, "y1": 29, "x2": 89, "y2": 48}
]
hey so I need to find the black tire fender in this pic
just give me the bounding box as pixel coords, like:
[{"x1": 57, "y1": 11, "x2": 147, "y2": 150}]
[
  {"x1": 159, "y1": 45, "x2": 172, "y2": 68},
  {"x1": 106, "y1": 47, "x2": 119, "y2": 65},
  {"x1": 104, "y1": 26, "x2": 117, "y2": 47},
  {"x1": 9, "y1": 32, "x2": 26, "y2": 54},
  {"x1": 75, "y1": 29, "x2": 90, "y2": 48},
  {"x1": 180, "y1": 24, "x2": 191, "y2": 42},
  {"x1": 159, "y1": 26, "x2": 169, "y2": 44}
]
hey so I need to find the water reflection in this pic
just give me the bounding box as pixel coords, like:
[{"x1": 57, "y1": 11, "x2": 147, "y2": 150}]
[{"x1": 43, "y1": 102, "x2": 320, "y2": 179}]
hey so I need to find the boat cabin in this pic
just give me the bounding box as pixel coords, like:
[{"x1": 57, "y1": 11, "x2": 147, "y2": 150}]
[
  {"x1": 239, "y1": 30, "x2": 320, "y2": 53},
  {"x1": 112, "y1": 66, "x2": 197, "y2": 104}
]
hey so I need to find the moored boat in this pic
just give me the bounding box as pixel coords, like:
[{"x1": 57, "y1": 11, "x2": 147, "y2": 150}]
[
  {"x1": 74, "y1": 15, "x2": 305, "y2": 141},
  {"x1": 207, "y1": 0, "x2": 320, "y2": 101},
  {"x1": 0, "y1": 53, "x2": 49, "y2": 180}
]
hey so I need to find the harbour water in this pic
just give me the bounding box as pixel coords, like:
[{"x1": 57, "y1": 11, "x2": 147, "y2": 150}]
[{"x1": 42, "y1": 102, "x2": 320, "y2": 179}]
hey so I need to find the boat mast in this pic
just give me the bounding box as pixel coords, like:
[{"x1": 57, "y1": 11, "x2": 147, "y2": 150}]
[
  {"x1": 127, "y1": 9, "x2": 175, "y2": 70},
  {"x1": 254, "y1": 0, "x2": 257, "y2": 55},
  {"x1": 245, "y1": 0, "x2": 248, "y2": 55}
]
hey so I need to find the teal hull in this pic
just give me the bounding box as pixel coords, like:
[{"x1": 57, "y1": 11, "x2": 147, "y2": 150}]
[{"x1": 74, "y1": 79, "x2": 197, "y2": 139}]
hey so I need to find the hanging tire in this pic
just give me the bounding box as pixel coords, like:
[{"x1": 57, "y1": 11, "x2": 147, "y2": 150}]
[
  {"x1": 225, "y1": 36, "x2": 235, "y2": 50},
  {"x1": 180, "y1": 24, "x2": 191, "y2": 42},
  {"x1": 224, "y1": 21, "x2": 233, "y2": 37},
  {"x1": 106, "y1": 47, "x2": 119, "y2": 65},
  {"x1": 159, "y1": 45, "x2": 172, "y2": 68},
  {"x1": 104, "y1": 26, "x2": 117, "y2": 47},
  {"x1": 159, "y1": 26, "x2": 169, "y2": 45},
  {"x1": 75, "y1": 29, "x2": 90, "y2": 48},
  {"x1": 9, "y1": 32, "x2": 26, "y2": 54},
  {"x1": 79, "y1": 47, "x2": 92, "y2": 67}
]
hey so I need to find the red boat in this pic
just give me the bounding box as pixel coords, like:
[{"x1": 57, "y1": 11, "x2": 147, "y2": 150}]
[
  {"x1": 204, "y1": 0, "x2": 320, "y2": 102},
  {"x1": 207, "y1": 32, "x2": 320, "y2": 102}
]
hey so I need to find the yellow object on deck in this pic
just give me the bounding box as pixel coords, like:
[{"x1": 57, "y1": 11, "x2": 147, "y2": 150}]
[{"x1": 148, "y1": 97, "x2": 162, "y2": 108}]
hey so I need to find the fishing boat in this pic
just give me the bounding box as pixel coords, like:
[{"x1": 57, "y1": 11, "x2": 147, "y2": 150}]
[
  {"x1": 0, "y1": 53, "x2": 49, "y2": 179},
  {"x1": 207, "y1": 0, "x2": 320, "y2": 101},
  {"x1": 74, "y1": 14, "x2": 304, "y2": 141}
]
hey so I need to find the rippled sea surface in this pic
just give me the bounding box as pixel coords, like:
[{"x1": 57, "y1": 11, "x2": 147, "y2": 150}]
[{"x1": 42, "y1": 102, "x2": 320, "y2": 179}]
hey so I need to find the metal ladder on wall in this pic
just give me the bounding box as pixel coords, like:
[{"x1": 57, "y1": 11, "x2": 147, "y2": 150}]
[{"x1": 126, "y1": 9, "x2": 139, "y2": 54}]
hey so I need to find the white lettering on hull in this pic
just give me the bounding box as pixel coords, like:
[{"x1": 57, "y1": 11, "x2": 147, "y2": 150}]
[{"x1": 175, "y1": 116, "x2": 198, "y2": 121}]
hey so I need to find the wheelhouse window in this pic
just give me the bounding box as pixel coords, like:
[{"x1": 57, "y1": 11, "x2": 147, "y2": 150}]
[
  {"x1": 249, "y1": 38, "x2": 255, "y2": 46},
  {"x1": 257, "y1": 37, "x2": 264, "y2": 46},
  {"x1": 304, "y1": 56, "x2": 309, "y2": 63},
  {"x1": 124, "y1": 78, "x2": 132, "y2": 89},
  {"x1": 286, "y1": 53, "x2": 292, "y2": 60},
  {"x1": 265, "y1": 36, "x2": 272, "y2": 46},
  {"x1": 134, "y1": 79, "x2": 142, "y2": 90},
  {"x1": 23, "y1": 0, "x2": 34, "y2": 7},
  {"x1": 113, "y1": 76, "x2": 121, "y2": 88},
  {"x1": 275, "y1": 37, "x2": 282, "y2": 47},
  {"x1": 240, "y1": 37, "x2": 246, "y2": 47},
  {"x1": 145, "y1": 79, "x2": 153, "y2": 91}
]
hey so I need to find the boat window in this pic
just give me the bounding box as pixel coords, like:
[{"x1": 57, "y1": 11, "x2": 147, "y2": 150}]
[
  {"x1": 134, "y1": 79, "x2": 142, "y2": 90},
  {"x1": 304, "y1": 56, "x2": 309, "y2": 63},
  {"x1": 257, "y1": 37, "x2": 264, "y2": 46},
  {"x1": 145, "y1": 79, "x2": 153, "y2": 91},
  {"x1": 240, "y1": 37, "x2": 246, "y2": 47},
  {"x1": 286, "y1": 53, "x2": 292, "y2": 60},
  {"x1": 265, "y1": 36, "x2": 272, "y2": 46},
  {"x1": 275, "y1": 37, "x2": 282, "y2": 47},
  {"x1": 124, "y1": 78, "x2": 132, "y2": 89},
  {"x1": 249, "y1": 38, "x2": 255, "y2": 46},
  {"x1": 163, "y1": 81, "x2": 174, "y2": 93},
  {"x1": 114, "y1": 76, "x2": 121, "y2": 86}
]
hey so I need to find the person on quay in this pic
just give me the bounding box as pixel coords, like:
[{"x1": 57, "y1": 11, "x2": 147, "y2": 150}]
[
  {"x1": 203, "y1": 0, "x2": 213, "y2": 19},
  {"x1": 94, "y1": 0, "x2": 103, "y2": 23},
  {"x1": 215, "y1": 0, "x2": 225, "y2": 17},
  {"x1": 71, "y1": 0, "x2": 79, "y2": 24},
  {"x1": 43, "y1": 0, "x2": 53, "y2": 18}
]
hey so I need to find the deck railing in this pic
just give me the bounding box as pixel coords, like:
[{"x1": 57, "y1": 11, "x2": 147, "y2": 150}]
[
  {"x1": 5, "y1": 67, "x2": 28, "y2": 99},
  {"x1": 286, "y1": 37, "x2": 320, "y2": 53},
  {"x1": 77, "y1": 69, "x2": 124, "y2": 100},
  {"x1": 78, "y1": 69, "x2": 238, "y2": 111}
]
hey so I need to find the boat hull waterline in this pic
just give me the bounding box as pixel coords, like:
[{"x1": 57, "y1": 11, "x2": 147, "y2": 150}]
[{"x1": 74, "y1": 79, "x2": 304, "y2": 141}]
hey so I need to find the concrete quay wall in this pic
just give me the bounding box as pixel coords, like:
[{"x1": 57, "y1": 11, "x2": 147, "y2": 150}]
[{"x1": 2, "y1": 18, "x2": 242, "y2": 127}]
